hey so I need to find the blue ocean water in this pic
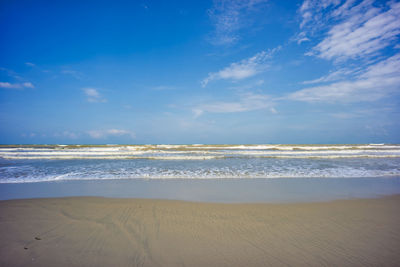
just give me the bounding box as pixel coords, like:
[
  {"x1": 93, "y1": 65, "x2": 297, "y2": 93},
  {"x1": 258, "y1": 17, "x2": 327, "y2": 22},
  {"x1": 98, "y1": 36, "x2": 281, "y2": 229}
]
[{"x1": 1, "y1": 144, "x2": 399, "y2": 183}]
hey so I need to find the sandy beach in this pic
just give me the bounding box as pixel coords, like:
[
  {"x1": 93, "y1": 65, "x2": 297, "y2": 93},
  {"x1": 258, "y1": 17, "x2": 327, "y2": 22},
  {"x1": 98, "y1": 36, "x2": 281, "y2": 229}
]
[{"x1": 0, "y1": 195, "x2": 399, "y2": 266}]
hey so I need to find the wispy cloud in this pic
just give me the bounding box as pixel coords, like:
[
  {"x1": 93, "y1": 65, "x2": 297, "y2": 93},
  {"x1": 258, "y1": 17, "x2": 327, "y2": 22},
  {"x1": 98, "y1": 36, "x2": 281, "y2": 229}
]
[
  {"x1": 330, "y1": 112, "x2": 361, "y2": 119},
  {"x1": 21, "y1": 132, "x2": 37, "y2": 138},
  {"x1": 25, "y1": 62, "x2": 35, "y2": 67},
  {"x1": 298, "y1": 0, "x2": 342, "y2": 30},
  {"x1": 82, "y1": 87, "x2": 107, "y2": 103},
  {"x1": 208, "y1": 0, "x2": 269, "y2": 45},
  {"x1": 202, "y1": 47, "x2": 280, "y2": 87},
  {"x1": 289, "y1": 53, "x2": 400, "y2": 102},
  {"x1": 330, "y1": 106, "x2": 397, "y2": 119},
  {"x1": 54, "y1": 131, "x2": 79, "y2": 139},
  {"x1": 61, "y1": 70, "x2": 84, "y2": 79},
  {"x1": 301, "y1": 68, "x2": 358, "y2": 84},
  {"x1": 269, "y1": 107, "x2": 278, "y2": 114},
  {"x1": 292, "y1": 1, "x2": 400, "y2": 104},
  {"x1": 0, "y1": 67, "x2": 24, "y2": 80},
  {"x1": 0, "y1": 82, "x2": 34, "y2": 89},
  {"x1": 299, "y1": 0, "x2": 400, "y2": 61},
  {"x1": 293, "y1": 31, "x2": 310, "y2": 44},
  {"x1": 316, "y1": 2, "x2": 400, "y2": 61},
  {"x1": 193, "y1": 92, "x2": 274, "y2": 117},
  {"x1": 88, "y1": 129, "x2": 136, "y2": 139}
]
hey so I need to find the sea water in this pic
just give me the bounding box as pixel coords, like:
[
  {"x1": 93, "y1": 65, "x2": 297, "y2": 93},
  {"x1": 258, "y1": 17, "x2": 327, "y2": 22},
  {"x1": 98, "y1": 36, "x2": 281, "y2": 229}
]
[{"x1": 1, "y1": 144, "x2": 399, "y2": 183}]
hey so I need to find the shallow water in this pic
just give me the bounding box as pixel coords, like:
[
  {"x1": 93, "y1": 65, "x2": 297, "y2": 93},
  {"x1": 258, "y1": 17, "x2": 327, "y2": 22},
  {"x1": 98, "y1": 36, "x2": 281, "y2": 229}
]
[{"x1": 1, "y1": 178, "x2": 400, "y2": 202}]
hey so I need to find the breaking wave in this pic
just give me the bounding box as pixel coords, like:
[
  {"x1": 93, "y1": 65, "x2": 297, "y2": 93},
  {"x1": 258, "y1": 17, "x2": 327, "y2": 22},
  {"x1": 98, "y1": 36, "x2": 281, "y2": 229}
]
[
  {"x1": 0, "y1": 144, "x2": 399, "y2": 160},
  {"x1": 1, "y1": 144, "x2": 399, "y2": 183}
]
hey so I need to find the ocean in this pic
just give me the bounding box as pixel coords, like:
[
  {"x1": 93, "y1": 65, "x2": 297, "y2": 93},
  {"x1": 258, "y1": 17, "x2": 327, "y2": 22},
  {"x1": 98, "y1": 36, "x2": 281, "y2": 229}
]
[{"x1": 1, "y1": 144, "x2": 399, "y2": 183}]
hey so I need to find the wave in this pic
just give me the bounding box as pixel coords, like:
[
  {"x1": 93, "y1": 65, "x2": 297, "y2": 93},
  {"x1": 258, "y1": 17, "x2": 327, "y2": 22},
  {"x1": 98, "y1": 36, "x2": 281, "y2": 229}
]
[
  {"x1": 0, "y1": 155, "x2": 225, "y2": 160},
  {"x1": 151, "y1": 144, "x2": 400, "y2": 151},
  {"x1": 2, "y1": 169, "x2": 400, "y2": 183},
  {"x1": 1, "y1": 145, "x2": 399, "y2": 183},
  {"x1": 1, "y1": 144, "x2": 400, "y2": 160},
  {"x1": 1, "y1": 144, "x2": 399, "y2": 162},
  {"x1": 1, "y1": 144, "x2": 399, "y2": 151},
  {"x1": 0, "y1": 150, "x2": 220, "y2": 156},
  {"x1": 253, "y1": 155, "x2": 400, "y2": 159},
  {"x1": 1, "y1": 154, "x2": 400, "y2": 160}
]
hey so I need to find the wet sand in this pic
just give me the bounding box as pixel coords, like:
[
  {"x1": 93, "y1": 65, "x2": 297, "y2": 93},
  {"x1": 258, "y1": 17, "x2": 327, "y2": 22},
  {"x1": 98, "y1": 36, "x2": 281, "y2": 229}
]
[
  {"x1": 1, "y1": 195, "x2": 399, "y2": 266},
  {"x1": 2, "y1": 177, "x2": 400, "y2": 202}
]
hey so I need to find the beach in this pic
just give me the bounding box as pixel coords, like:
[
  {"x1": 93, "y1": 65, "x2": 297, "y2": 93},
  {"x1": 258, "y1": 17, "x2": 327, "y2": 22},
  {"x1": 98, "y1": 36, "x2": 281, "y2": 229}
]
[
  {"x1": 1, "y1": 144, "x2": 400, "y2": 266},
  {"x1": 2, "y1": 0, "x2": 400, "y2": 265},
  {"x1": 1, "y1": 195, "x2": 399, "y2": 266}
]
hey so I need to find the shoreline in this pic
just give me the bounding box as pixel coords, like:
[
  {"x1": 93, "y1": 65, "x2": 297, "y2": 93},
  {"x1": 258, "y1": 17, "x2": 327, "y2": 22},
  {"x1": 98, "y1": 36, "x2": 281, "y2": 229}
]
[
  {"x1": 1, "y1": 191, "x2": 400, "y2": 205},
  {"x1": 1, "y1": 195, "x2": 399, "y2": 266},
  {"x1": 1, "y1": 177, "x2": 400, "y2": 203}
]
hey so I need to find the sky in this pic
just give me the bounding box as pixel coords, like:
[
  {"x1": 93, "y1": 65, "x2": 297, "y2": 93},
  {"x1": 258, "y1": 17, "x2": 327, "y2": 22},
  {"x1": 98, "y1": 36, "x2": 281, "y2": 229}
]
[{"x1": 0, "y1": 0, "x2": 400, "y2": 144}]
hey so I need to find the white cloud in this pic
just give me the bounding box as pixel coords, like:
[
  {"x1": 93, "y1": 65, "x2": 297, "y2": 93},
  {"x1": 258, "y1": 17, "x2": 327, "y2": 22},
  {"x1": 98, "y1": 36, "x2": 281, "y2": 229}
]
[
  {"x1": 82, "y1": 87, "x2": 107, "y2": 103},
  {"x1": 25, "y1": 62, "x2": 35, "y2": 67},
  {"x1": 299, "y1": 0, "x2": 400, "y2": 61},
  {"x1": 0, "y1": 82, "x2": 34, "y2": 89},
  {"x1": 193, "y1": 92, "x2": 274, "y2": 117},
  {"x1": 293, "y1": 1, "x2": 400, "y2": 104},
  {"x1": 227, "y1": 79, "x2": 265, "y2": 92},
  {"x1": 293, "y1": 31, "x2": 310, "y2": 44},
  {"x1": 88, "y1": 129, "x2": 136, "y2": 139},
  {"x1": 317, "y1": 2, "x2": 400, "y2": 60},
  {"x1": 54, "y1": 131, "x2": 79, "y2": 139},
  {"x1": 299, "y1": 0, "x2": 342, "y2": 29},
  {"x1": 301, "y1": 68, "x2": 358, "y2": 84},
  {"x1": 21, "y1": 133, "x2": 36, "y2": 138},
  {"x1": 202, "y1": 47, "x2": 280, "y2": 87},
  {"x1": 330, "y1": 112, "x2": 360, "y2": 119},
  {"x1": 289, "y1": 53, "x2": 400, "y2": 102},
  {"x1": 23, "y1": 82, "x2": 34, "y2": 88},
  {"x1": 61, "y1": 70, "x2": 84, "y2": 79},
  {"x1": 269, "y1": 107, "x2": 278, "y2": 114},
  {"x1": 0, "y1": 67, "x2": 23, "y2": 80},
  {"x1": 208, "y1": 0, "x2": 269, "y2": 45}
]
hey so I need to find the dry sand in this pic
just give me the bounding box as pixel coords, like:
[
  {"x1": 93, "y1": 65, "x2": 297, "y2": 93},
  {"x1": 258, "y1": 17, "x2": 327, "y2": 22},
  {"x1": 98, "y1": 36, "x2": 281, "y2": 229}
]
[{"x1": 0, "y1": 195, "x2": 399, "y2": 267}]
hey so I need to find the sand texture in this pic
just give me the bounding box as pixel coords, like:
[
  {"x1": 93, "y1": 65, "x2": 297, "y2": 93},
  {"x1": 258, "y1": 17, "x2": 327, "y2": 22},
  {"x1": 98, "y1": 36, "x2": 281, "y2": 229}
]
[{"x1": 0, "y1": 195, "x2": 400, "y2": 267}]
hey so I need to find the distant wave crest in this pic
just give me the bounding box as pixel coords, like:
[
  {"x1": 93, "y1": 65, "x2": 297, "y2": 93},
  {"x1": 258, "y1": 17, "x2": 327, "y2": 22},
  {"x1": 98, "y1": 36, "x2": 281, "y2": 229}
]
[{"x1": 0, "y1": 144, "x2": 399, "y2": 160}]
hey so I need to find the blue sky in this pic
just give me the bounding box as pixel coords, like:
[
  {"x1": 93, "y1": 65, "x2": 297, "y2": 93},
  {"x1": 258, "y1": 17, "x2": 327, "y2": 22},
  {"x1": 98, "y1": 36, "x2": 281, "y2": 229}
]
[{"x1": 1, "y1": 0, "x2": 400, "y2": 144}]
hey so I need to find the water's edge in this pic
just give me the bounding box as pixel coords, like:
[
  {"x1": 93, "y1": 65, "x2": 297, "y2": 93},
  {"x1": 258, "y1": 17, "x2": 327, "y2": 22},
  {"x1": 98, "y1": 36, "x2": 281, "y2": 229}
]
[
  {"x1": 1, "y1": 177, "x2": 400, "y2": 203},
  {"x1": 2, "y1": 144, "x2": 400, "y2": 183}
]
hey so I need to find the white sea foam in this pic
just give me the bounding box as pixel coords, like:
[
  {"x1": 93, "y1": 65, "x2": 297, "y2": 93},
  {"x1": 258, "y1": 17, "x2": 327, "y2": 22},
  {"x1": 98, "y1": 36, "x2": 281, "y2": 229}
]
[
  {"x1": 1, "y1": 164, "x2": 400, "y2": 183},
  {"x1": 0, "y1": 155, "x2": 225, "y2": 160},
  {"x1": 1, "y1": 144, "x2": 399, "y2": 183},
  {"x1": 1, "y1": 144, "x2": 399, "y2": 160}
]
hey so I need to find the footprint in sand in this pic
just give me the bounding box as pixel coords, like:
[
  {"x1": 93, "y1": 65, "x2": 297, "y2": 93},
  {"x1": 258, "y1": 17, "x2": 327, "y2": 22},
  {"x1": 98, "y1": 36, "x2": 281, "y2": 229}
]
[{"x1": 24, "y1": 236, "x2": 42, "y2": 249}]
